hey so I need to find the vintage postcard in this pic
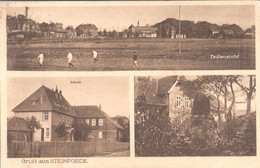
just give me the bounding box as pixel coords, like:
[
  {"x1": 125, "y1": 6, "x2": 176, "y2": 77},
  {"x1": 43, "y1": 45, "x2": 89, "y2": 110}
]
[{"x1": 0, "y1": 1, "x2": 259, "y2": 168}]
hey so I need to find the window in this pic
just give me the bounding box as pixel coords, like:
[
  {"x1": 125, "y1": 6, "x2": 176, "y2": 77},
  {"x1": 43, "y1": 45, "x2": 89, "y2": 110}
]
[
  {"x1": 85, "y1": 119, "x2": 90, "y2": 125},
  {"x1": 176, "y1": 96, "x2": 181, "y2": 107},
  {"x1": 43, "y1": 112, "x2": 49, "y2": 121},
  {"x1": 46, "y1": 128, "x2": 50, "y2": 138},
  {"x1": 92, "y1": 119, "x2": 96, "y2": 126},
  {"x1": 98, "y1": 132, "x2": 103, "y2": 138},
  {"x1": 99, "y1": 119, "x2": 103, "y2": 126},
  {"x1": 184, "y1": 97, "x2": 189, "y2": 108}
]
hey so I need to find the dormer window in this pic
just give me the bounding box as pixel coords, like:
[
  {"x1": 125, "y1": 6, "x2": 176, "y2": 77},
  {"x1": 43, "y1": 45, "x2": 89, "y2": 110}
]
[{"x1": 32, "y1": 95, "x2": 43, "y2": 105}]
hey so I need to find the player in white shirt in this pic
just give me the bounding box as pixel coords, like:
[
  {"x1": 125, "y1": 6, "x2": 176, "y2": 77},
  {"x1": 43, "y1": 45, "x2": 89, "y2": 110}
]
[
  {"x1": 67, "y1": 51, "x2": 74, "y2": 69},
  {"x1": 37, "y1": 52, "x2": 45, "y2": 68},
  {"x1": 92, "y1": 50, "x2": 98, "y2": 63}
]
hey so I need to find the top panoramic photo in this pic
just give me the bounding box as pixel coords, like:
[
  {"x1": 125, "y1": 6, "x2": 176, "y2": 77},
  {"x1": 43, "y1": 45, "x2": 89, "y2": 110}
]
[{"x1": 6, "y1": 5, "x2": 255, "y2": 71}]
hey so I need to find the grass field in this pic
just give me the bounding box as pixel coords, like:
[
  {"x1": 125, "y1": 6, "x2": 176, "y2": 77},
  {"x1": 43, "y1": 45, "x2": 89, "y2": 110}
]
[{"x1": 7, "y1": 38, "x2": 255, "y2": 71}]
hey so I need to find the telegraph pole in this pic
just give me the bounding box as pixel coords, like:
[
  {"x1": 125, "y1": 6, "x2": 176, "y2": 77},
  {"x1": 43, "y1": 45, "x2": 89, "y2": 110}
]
[{"x1": 179, "y1": 5, "x2": 181, "y2": 54}]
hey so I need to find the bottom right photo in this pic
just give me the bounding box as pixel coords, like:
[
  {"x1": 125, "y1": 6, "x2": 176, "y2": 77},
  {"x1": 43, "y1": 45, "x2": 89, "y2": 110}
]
[{"x1": 134, "y1": 75, "x2": 256, "y2": 156}]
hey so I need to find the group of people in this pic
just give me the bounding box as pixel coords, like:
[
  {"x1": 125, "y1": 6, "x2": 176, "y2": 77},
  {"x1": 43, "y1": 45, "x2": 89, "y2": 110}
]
[{"x1": 37, "y1": 50, "x2": 139, "y2": 70}]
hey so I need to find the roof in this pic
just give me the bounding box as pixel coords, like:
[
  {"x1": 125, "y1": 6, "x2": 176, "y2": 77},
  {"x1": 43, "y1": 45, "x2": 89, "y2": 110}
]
[
  {"x1": 13, "y1": 85, "x2": 77, "y2": 117},
  {"x1": 157, "y1": 76, "x2": 179, "y2": 95},
  {"x1": 73, "y1": 105, "x2": 124, "y2": 129},
  {"x1": 135, "y1": 77, "x2": 168, "y2": 106},
  {"x1": 135, "y1": 26, "x2": 157, "y2": 34},
  {"x1": 222, "y1": 30, "x2": 234, "y2": 34},
  {"x1": 76, "y1": 24, "x2": 98, "y2": 30},
  {"x1": 73, "y1": 105, "x2": 105, "y2": 118},
  {"x1": 8, "y1": 117, "x2": 31, "y2": 132},
  {"x1": 157, "y1": 76, "x2": 187, "y2": 95}
]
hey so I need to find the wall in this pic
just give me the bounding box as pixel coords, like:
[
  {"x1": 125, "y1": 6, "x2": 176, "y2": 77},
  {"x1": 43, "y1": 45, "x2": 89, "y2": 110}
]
[
  {"x1": 169, "y1": 86, "x2": 191, "y2": 119},
  {"x1": 8, "y1": 131, "x2": 31, "y2": 142},
  {"x1": 8, "y1": 141, "x2": 130, "y2": 157},
  {"x1": 14, "y1": 111, "x2": 52, "y2": 142},
  {"x1": 90, "y1": 130, "x2": 118, "y2": 142}
]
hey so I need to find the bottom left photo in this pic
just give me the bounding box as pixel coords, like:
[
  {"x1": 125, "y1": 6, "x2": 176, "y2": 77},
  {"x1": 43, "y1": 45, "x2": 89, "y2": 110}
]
[{"x1": 7, "y1": 76, "x2": 130, "y2": 158}]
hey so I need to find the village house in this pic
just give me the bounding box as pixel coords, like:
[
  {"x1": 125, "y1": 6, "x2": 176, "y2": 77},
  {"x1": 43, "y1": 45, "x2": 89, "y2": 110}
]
[
  {"x1": 135, "y1": 76, "x2": 225, "y2": 121},
  {"x1": 75, "y1": 24, "x2": 98, "y2": 38},
  {"x1": 218, "y1": 30, "x2": 235, "y2": 39},
  {"x1": 7, "y1": 117, "x2": 32, "y2": 142},
  {"x1": 127, "y1": 23, "x2": 157, "y2": 38},
  {"x1": 9, "y1": 85, "x2": 124, "y2": 142},
  {"x1": 73, "y1": 106, "x2": 124, "y2": 142}
]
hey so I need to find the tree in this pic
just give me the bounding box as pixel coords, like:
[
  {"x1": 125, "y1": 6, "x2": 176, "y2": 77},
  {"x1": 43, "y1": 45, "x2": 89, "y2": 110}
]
[
  {"x1": 234, "y1": 75, "x2": 256, "y2": 114},
  {"x1": 55, "y1": 122, "x2": 69, "y2": 141},
  {"x1": 25, "y1": 116, "x2": 42, "y2": 132},
  {"x1": 65, "y1": 26, "x2": 74, "y2": 31},
  {"x1": 39, "y1": 22, "x2": 49, "y2": 32},
  {"x1": 73, "y1": 122, "x2": 92, "y2": 141},
  {"x1": 25, "y1": 116, "x2": 41, "y2": 142},
  {"x1": 103, "y1": 29, "x2": 107, "y2": 36}
]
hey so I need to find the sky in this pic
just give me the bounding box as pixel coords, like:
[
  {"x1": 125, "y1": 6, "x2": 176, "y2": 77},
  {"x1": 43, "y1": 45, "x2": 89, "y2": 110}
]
[
  {"x1": 7, "y1": 5, "x2": 255, "y2": 31},
  {"x1": 7, "y1": 77, "x2": 129, "y2": 118}
]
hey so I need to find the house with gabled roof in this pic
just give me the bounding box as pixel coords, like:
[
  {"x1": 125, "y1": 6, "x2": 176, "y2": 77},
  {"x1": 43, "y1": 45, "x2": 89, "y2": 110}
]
[
  {"x1": 75, "y1": 24, "x2": 98, "y2": 37},
  {"x1": 128, "y1": 23, "x2": 157, "y2": 38},
  {"x1": 7, "y1": 117, "x2": 32, "y2": 142},
  {"x1": 135, "y1": 76, "x2": 225, "y2": 121},
  {"x1": 73, "y1": 106, "x2": 124, "y2": 142},
  {"x1": 11, "y1": 85, "x2": 124, "y2": 142},
  {"x1": 12, "y1": 85, "x2": 76, "y2": 142}
]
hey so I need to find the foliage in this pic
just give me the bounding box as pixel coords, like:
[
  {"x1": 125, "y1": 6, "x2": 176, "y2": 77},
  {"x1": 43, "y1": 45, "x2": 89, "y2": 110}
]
[
  {"x1": 73, "y1": 121, "x2": 92, "y2": 141},
  {"x1": 135, "y1": 76, "x2": 256, "y2": 156},
  {"x1": 112, "y1": 116, "x2": 130, "y2": 142},
  {"x1": 234, "y1": 75, "x2": 256, "y2": 114},
  {"x1": 55, "y1": 122, "x2": 69, "y2": 141},
  {"x1": 25, "y1": 116, "x2": 42, "y2": 132}
]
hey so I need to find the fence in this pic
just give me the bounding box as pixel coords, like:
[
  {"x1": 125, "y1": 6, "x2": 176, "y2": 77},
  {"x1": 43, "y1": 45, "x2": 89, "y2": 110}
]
[{"x1": 8, "y1": 141, "x2": 130, "y2": 157}]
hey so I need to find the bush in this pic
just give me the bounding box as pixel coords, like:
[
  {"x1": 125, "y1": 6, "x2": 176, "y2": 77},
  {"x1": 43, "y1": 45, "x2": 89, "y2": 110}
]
[{"x1": 135, "y1": 103, "x2": 256, "y2": 156}]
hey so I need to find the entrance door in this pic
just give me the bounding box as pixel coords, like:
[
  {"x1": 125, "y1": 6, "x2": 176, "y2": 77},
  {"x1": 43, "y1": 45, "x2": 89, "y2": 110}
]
[{"x1": 41, "y1": 128, "x2": 44, "y2": 141}]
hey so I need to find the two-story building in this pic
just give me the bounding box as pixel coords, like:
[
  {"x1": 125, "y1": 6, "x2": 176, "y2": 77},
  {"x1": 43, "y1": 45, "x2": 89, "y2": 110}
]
[
  {"x1": 135, "y1": 76, "x2": 225, "y2": 121},
  {"x1": 12, "y1": 86, "x2": 77, "y2": 142},
  {"x1": 10, "y1": 85, "x2": 123, "y2": 142},
  {"x1": 74, "y1": 106, "x2": 123, "y2": 142}
]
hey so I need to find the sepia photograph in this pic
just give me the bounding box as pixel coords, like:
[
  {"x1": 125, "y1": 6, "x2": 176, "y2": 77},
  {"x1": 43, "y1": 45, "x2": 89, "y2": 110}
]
[
  {"x1": 135, "y1": 75, "x2": 256, "y2": 156},
  {"x1": 7, "y1": 77, "x2": 130, "y2": 158},
  {"x1": 6, "y1": 5, "x2": 255, "y2": 71}
]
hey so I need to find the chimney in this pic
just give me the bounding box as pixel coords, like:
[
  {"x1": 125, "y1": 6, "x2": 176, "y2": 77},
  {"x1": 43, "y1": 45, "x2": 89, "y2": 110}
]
[
  {"x1": 55, "y1": 86, "x2": 58, "y2": 93},
  {"x1": 99, "y1": 104, "x2": 101, "y2": 109},
  {"x1": 59, "y1": 90, "x2": 62, "y2": 95}
]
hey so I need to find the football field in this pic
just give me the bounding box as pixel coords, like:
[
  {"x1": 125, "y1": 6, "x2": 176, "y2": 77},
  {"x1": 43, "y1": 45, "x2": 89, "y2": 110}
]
[{"x1": 7, "y1": 38, "x2": 255, "y2": 71}]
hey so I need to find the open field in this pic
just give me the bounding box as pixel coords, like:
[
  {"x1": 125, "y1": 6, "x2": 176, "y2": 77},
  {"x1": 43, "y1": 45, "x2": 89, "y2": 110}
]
[{"x1": 7, "y1": 38, "x2": 255, "y2": 71}]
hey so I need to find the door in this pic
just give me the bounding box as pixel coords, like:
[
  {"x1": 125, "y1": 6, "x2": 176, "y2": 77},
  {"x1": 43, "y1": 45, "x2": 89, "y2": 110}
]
[{"x1": 41, "y1": 128, "x2": 44, "y2": 141}]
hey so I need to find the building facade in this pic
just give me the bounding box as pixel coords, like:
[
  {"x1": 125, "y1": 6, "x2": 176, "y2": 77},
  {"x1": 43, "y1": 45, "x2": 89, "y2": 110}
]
[
  {"x1": 10, "y1": 85, "x2": 123, "y2": 142},
  {"x1": 75, "y1": 24, "x2": 98, "y2": 38},
  {"x1": 128, "y1": 24, "x2": 157, "y2": 38},
  {"x1": 135, "y1": 76, "x2": 225, "y2": 121}
]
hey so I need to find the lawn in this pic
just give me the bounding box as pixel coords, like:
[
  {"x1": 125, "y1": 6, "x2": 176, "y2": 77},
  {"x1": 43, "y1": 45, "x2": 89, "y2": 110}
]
[{"x1": 7, "y1": 38, "x2": 255, "y2": 71}]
